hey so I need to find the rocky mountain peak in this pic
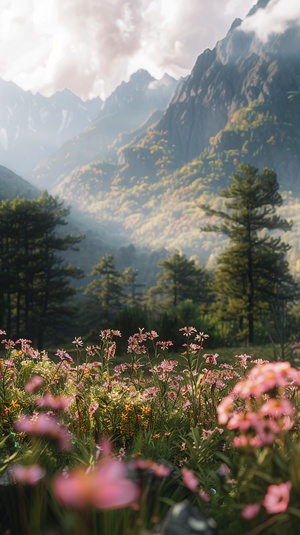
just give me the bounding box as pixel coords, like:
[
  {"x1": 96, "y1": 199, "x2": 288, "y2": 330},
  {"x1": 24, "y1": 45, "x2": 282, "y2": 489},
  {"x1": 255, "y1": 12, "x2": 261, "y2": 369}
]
[{"x1": 156, "y1": 0, "x2": 300, "y2": 165}]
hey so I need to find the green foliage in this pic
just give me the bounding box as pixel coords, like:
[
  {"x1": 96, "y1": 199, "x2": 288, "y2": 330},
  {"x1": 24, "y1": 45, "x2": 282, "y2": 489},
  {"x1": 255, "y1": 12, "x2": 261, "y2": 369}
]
[
  {"x1": 50, "y1": 100, "x2": 300, "y2": 263},
  {"x1": 2, "y1": 328, "x2": 300, "y2": 534},
  {"x1": 149, "y1": 250, "x2": 211, "y2": 308},
  {"x1": 200, "y1": 164, "x2": 298, "y2": 344},
  {"x1": 0, "y1": 193, "x2": 83, "y2": 347}
]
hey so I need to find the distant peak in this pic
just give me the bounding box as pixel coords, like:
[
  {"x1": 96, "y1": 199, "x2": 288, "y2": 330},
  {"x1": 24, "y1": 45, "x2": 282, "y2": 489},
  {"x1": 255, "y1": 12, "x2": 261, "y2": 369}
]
[
  {"x1": 229, "y1": 18, "x2": 242, "y2": 32},
  {"x1": 247, "y1": 0, "x2": 272, "y2": 18},
  {"x1": 128, "y1": 69, "x2": 154, "y2": 83}
]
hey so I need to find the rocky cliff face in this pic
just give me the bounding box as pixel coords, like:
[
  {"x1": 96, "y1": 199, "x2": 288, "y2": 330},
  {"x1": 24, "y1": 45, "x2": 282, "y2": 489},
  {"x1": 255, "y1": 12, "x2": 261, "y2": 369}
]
[
  {"x1": 157, "y1": 5, "x2": 300, "y2": 165},
  {"x1": 31, "y1": 70, "x2": 178, "y2": 189}
]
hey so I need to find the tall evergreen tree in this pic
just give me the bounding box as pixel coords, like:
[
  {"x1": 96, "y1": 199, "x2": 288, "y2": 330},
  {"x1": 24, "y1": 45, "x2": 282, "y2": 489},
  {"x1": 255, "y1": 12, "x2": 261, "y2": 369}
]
[
  {"x1": 150, "y1": 250, "x2": 210, "y2": 308},
  {"x1": 200, "y1": 164, "x2": 298, "y2": 344},
  {"x1": 84, "y1": 254, "x2": 123, "y2": 324},
  {"x1": 0, "y1": 194, "x2": 83, "y2": 347},
  {"x1": 122, "y1": 267, "x2": 145, "y2": 307}
]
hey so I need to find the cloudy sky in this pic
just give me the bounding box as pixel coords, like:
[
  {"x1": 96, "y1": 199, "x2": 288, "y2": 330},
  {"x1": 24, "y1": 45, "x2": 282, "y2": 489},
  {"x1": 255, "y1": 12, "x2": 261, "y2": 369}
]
[{"x1": 0, "y1": 0, "x2": 299, "y2": 100}]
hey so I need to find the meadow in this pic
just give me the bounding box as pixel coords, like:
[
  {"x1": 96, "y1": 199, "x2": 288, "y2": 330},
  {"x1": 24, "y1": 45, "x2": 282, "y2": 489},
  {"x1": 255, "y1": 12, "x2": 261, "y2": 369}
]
[{"x1": 1, "y1": 326, "x2": 300, "y2": 534}]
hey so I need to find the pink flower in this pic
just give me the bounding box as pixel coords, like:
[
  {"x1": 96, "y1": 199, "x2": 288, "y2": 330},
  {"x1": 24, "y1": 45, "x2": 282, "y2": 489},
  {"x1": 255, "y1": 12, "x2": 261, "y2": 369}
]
[
  {"x1": 12, "y1": 464, "x2": 45, "y2": 485},
  {"x1": 156, "y1": 340, "x2": 173, "y2": 350},
  {"x1": 263, "y1": 482, "x2": 292, "y2": 514},
  {"x1": 15, "y1": 414, "x2": 71, "y2": 450},
  {"x1": 235, "y1": 354, "x2": 252, "y2": 369},
  {"x1": 56, "y1": 349, "x2": 74, "y2": 363},
  {"x1": 179, "y1": 326, "x2": 197, "y2": 336},
  {"x1": 54, "y1": 458, "x2": 139, "y2": 510},
  {"x1": 254, "y1": 418, "x2": 280, "y2": 445},
  {"x1": 227, "y1": 411, "x2": 257, "y2": 431},
  {"x1": 217, "y1": 394, "x2": 234, "y2": 425},
  {"x1": 260, "y1": 398, "x2": 294, "y2": 418},
  {"x1": 151, "y1": 462, "x2": 171, "y2": 478},
  {"x1": 25, "y1": 376, "x2": 44, "y2": 393},
  {"x1": 36, "y1": 393, "x2": 72, "y2": 410},
  {"x1": 203, "y1": 353, "x2": 218, "y2": 365},
  {"x1": 89, "y1": 401, "x2": 99, "y2": 416},
  {"x1": 100, "y1": 329, "x2": 121, "y2": 340},
  {"x1": 242, "y1": 503, "x2": 261, "y2": 519},
  {"x1": 199, "y1": 489, "x2": 210, "y2": 502},
  {"x1": 182, "y1": 467, "x2": 199, "y2": 492}
]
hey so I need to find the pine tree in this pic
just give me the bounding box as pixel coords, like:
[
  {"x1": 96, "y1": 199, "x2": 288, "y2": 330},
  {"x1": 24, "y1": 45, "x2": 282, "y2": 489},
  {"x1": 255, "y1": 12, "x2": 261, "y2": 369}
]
[
  {"x1": 84, "y1": 254, "x2": 123, "y2": 324},
  {"x1": 200, "y1": 164, "x2": 298, "y2": 344},
  {"x1": 150, "y1": 250, "x2": 210, "y2": 308},
  {"x1": 122, "y1": 267, "x2": 145, "y2": 307},
  {"x1": 0, "y1": 194, "x2": 83, "y2": 347}
]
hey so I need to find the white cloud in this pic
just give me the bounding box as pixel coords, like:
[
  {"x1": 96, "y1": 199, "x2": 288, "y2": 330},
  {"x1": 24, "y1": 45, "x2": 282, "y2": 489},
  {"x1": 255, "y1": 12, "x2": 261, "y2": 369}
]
[
  {"x1": 240, "y1": 0, "x2": 300, "y2": 41},
  {"x1": 0, "y1": 0, "x2": 254, "y2": 99}
]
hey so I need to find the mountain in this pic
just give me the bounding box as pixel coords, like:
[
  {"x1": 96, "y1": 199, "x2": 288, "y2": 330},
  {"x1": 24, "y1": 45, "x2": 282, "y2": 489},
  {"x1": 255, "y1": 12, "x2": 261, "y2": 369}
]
[
  {"x1": 0, "y1": 165, "x2": 40, "y2": 201},
  {"x1": 35, "y1": 0, "x2": 300, "y2": 270},
  {"x1": 31, "y1": 69, "x2": 178, "y2": 189},
  {"x1": 157, "y1": 7, "x2": 300, "y2": 169},
  {"x1": 3, "y1": 0, "x2": 300, "y2": 273},
  {"x1": 0, "y1": 79, "x2": 102, "y2": 176}
]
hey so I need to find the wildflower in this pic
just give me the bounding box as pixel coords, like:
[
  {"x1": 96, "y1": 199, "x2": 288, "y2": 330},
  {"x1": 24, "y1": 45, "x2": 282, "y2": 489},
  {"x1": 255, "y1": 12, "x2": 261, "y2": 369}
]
[
  {"x1": 156, "y1": 340, "x2": 173, "y2": 350},
  {"x1": 217, "y1": 394, "x2": 235, "y2": 425},
  {"x1": 86, "y1": 345, "x2": 98, "y2": 357},
  {"x1": 263, "y1": 482, "x2": 292, "y2": 514},
  {"x1": 260, "y1": 398, "x2": 294, "y2": 418},
  {"x1": 0, "y1": 329, "x2": 6, "y2": 335},
  {"x1": 146, "y1": 330, "x2": 159, "y2": 340},
  {"x1": 15, "y1": 413, "x2": 72, "y2": 450},
  {"x1": 12, "y1": 464, "x2": 45, "y2": 485},
  {"x1": 25, "y1": 375, "x2": 41, "y2": 394},
  {"x1": 235, "y1": 354, "x2": 252, "y2": 369},
  {"x1": 56, "y1": 349, "x2": 74, "y2": 363},
  {"x1": 103, "y1": 341, "x2": 116, "y2": 360},
  {"x1": 118, "y1": 448, "x2": 125, "y2": 461},
  {"x1": 54, "y1": 457, "x2": 139, "y2": 509},
  {"x1": 182, "y1": 399, "x2": 192, "y2": 410},
  {"x1": 72, "y1": 337, "x2": 83, "y2": 347},
  {"x1": 142, "y1": 386, "x2": 160, "y2": 401},
  {"x1": 203, "y1": 353, "x2": 218, "y2": 365},
  {"x1": 15, "y1": 338, "x2": 32, "y2": 353},
  {"x1": 89, "y1": 401, "x2": 99, "y2": 416},
  {"x1": 199, "y1": 489, "x2": 210, "y2": 502},
  {"x1": 182, "y1": 467, "x2": 199, "y2": 492},
  {"x1": 100, "y1": 329, "x2": 121, "y2": 340},
  {"x1": 253, "y1": 418, "x2": 280, "y2": 445},
  {"x1": 1, "y1": 339, "x2": 15, "y2": 349},
  {"x1": 242, "y1": 503, "x2": 261, "y2": 519},
  {"x1": 36, "y1": 393, "x2": 72, "y2": 410},
  {"x1": 179, "y1": 326, "x2": 197, "y2": 336},
  {"x1": 202, "y1": 429, "x2": 213, "y2": 440},
  {"x1": 188, "y1": 343, "x2": 203, "y2": 353},
  {"x1": 151, "y1": 462, "x2": 171, "y2": 478}
]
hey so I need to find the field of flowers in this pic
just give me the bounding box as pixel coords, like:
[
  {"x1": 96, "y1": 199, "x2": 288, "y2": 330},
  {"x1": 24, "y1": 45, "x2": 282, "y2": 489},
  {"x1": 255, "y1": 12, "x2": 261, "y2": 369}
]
[{"x1": 1, "y1": 327, "x2": 300, "y2": 534}]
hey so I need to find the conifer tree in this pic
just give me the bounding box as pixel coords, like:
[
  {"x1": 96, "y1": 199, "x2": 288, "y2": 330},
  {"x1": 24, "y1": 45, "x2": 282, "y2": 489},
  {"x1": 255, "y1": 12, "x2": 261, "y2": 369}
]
[
  {"x1": 0, "y1": 193, "x2": 83, "y2": 346},
  {"x1": 122, "y1": 267, "x2": 145, "y2": 307},
  {"x1": 85, "y1": 254, "x2": 123, "y2": 324},
  {"x1": 200, "y1": 163, "x2": 297, "y2": 344},
  {"x1": 150, "y1": 250, "x2": 210, "y2": 308}
]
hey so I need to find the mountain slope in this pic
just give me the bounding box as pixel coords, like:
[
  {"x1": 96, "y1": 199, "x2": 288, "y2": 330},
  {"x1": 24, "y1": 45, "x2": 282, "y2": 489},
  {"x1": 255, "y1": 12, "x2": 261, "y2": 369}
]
[
  {"x1": 0, "y1": 165, "x2": 41, "y2": 201},
  {"x1": 31, "y1": 70, "x2": 178, "y2": 189},
  {"x1": 156, "y1": 6, "x2": 300, "y2": 166},
  {"x1": 0, "y1": 79, "x2": 102, "y2": 177}
]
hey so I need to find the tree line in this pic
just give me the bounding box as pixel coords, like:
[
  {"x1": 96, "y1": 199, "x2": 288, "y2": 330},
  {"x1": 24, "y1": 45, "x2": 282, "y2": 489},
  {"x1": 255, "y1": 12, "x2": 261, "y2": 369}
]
[{"x1": 0, "y1": 164, "x2": 299, "y2": 350}]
